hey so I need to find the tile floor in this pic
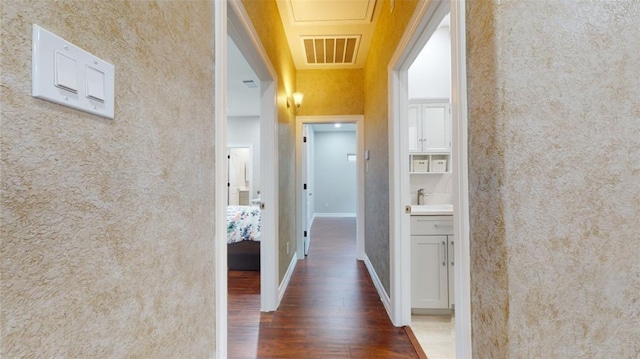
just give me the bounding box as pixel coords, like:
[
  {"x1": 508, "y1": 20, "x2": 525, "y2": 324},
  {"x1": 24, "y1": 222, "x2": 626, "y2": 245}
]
[{"x1": 411, "y1": 314, "x2": 456, "y2": 359}]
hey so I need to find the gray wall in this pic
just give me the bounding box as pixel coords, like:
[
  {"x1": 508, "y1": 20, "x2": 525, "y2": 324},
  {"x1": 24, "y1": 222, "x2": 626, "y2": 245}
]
[{"x1": 313, "y1": 131, "x2": 357, "y2": 214}]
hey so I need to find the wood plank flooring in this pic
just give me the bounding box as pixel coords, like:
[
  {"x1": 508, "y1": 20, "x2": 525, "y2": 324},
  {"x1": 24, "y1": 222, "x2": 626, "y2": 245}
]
[{"x1": 228, "y1": 217, "x2": 421, "y2": 358}]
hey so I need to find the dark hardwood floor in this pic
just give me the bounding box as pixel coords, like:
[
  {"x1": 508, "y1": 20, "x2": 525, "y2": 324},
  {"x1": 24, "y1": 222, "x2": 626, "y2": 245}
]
[{"x1": 228, "y1": 217, "x2": 420, "y2": 358}]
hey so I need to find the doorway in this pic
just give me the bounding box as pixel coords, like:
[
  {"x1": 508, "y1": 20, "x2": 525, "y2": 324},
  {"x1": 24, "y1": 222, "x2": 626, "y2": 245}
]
[
  {"x1": 227, "y1": 146, "x2": 252, "y2": 205},
  {"x1": 215, "y1": 0, "x2": 280, "y2": 357},
  {"x1": 406, "y1": 11, "x2": 455, "y2": 359},
  {"x1": 302, "y1": 123, "x2": 358, "y2": 255},
  {"x1": 296, "y1": 115, "x2": 365, "y2": 261},
  {"x1": 388, "y1": 0, "x2": 471, "y2": 357}
]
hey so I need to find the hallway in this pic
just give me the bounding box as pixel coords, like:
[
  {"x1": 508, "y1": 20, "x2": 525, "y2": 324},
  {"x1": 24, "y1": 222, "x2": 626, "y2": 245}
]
[{"x1": 228, "y1": 217, "x2": 421, "y2": 358}]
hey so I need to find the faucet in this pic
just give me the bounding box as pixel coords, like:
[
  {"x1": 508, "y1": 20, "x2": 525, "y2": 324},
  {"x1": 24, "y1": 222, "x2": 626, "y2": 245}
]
[{"x1": 417, "y1": 189, "x2": 425, "y2": 205}]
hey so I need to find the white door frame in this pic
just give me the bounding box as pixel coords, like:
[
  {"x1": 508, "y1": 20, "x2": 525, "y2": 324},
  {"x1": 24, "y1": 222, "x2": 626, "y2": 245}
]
[
  {"x1": 388, "y1": 0, "x2": 472, "y2": 358},
  {"x1": 215, "y1": 1, "x2": 280, "y2": 357},
  {"x1": 295, "y1": 115, "x2": 365, "y2": 261}
]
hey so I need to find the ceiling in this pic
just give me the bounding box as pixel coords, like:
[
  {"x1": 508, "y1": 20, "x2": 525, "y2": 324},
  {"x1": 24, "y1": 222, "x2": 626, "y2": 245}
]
[
  {"x1": 276, "y1": 0, "x2": 381, "y2": 70},
  {"x1": 227, "y1": 1, "x2": 386, "y2": 116},
  {"x1": 227, "y1": 36, "x2": 260, "y2": 117}
]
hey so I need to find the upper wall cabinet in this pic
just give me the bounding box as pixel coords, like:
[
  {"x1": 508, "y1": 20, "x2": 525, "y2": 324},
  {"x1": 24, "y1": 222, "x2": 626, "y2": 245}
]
[{"x1": 408, "y1": 101, "x2": 451, "y2": 154}]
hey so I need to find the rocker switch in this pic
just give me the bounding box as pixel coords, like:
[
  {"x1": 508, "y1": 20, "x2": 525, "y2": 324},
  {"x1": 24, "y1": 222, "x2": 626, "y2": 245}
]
[
  {"x1": 54, "y1": 51, "x2": 78, "y2": 93},
  {"x1": 86, "y1": 65, "x2": 105, "y2": 102}
]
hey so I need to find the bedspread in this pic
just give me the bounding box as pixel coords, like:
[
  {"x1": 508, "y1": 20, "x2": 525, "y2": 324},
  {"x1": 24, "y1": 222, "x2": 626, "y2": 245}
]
[{"x1": 227, "y1": 205, "x2": 261, "y2": 244}]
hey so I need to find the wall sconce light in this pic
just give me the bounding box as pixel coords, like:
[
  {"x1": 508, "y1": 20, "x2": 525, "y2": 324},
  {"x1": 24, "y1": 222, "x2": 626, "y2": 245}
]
[{"x1": 287, "y1": 92, "x2": 304, "y2": 114}]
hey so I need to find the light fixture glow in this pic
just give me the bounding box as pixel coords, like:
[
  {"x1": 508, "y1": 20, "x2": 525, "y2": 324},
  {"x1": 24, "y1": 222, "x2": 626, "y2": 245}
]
[
  {"x1": 334, "y1": 123, "x2": 342, "y2": 128},
  {"x1": 292, "y1": 92, "x2": 304, "y2": 106},
  {"x1": 287, "y1": 92, "x2": 304, "y2": 114}
]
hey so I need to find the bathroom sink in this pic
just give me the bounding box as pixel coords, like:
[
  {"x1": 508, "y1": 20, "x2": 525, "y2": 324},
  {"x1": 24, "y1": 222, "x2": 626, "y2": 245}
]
[{"x1": 411, "y1": 204, "x2": 453, "y2": 215}]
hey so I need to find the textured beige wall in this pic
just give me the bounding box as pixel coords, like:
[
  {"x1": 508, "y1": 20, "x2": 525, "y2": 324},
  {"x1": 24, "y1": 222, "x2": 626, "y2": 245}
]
[
  {"x1": 363, "y1": 0, "x2": 418, "y2": 295},
  {"x1": 242, "y1": 0, "x2": 298, "y2": 283},
  {"x1": 296, "y1": 69, "x2": 364, "y2": 116},
  {"x1": 1, "y1": 1, "x2": 216, "y2": 357},
  {"x1": 467, "y1": 0, "x2": 640, "y2": 357},
  {"x1": 466, "y1": 1, "x2": 510, "y2": 356}
]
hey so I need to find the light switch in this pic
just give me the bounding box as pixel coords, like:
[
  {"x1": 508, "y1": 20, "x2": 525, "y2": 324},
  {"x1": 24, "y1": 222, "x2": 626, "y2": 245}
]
[
  {"x1": 32, "y1": 25, "x2": 115, "y2": 119},
  {"x1": 54, "y1": 51, "x2": 78, "y2": 93},
  {"x1": 86, "y1": 65, "x2": 105, "y2": 102}
]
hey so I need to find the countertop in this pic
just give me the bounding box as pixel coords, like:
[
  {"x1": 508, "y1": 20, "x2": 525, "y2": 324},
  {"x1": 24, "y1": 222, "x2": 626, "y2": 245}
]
[{"x1": 410, "y1": 204, "x2": 454, "y2": 216}]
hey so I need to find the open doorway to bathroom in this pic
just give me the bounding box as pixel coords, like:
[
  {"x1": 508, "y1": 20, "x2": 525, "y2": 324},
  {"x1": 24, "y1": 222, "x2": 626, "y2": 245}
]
[
  {"x1": 406, "y1": 13, "x2": 456, "y2": 359},
  {"x1": 389, "y1": 0, "x2": 471, "y2": 356},
  {"x1": 408, "y1": 14, "x2": 456, "y2": 359}
]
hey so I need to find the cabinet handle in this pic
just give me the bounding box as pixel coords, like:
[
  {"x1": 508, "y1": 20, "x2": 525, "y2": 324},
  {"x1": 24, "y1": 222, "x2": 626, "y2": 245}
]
[
  {"x1": 450, "y1": 240, "x2": 454, "y2": 266},
  {"x1": 442, "y1": 241, "x2": 446, "y2": 266}
]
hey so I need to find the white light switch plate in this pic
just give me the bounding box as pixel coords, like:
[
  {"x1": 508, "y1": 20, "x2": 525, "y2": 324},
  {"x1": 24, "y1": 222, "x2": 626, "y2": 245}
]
[{"x1": 32, "y1": 25, "x2": 115, "y2": 119}]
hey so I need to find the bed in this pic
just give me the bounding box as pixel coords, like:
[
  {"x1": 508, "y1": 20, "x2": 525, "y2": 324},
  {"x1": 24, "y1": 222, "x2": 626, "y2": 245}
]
[{"x1": 227, "y1": 205, "x2": 261, "y2": 271}]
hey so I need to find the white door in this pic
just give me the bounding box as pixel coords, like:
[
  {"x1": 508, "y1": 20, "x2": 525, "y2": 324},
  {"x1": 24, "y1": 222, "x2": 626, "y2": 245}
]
[
  {"x1": 305, "y1": 127, "x2": 314, "y2": 228},
  {"x1": 227, "y1": 149, "x2": 239, "y2": 205},
  {"x1": 411, "y1": 235, "x2": 449, "y2": 309},
  {"x1": 302, "y1": 125, "x2": 312, "y2": 255},
  {"x1": 422, "y1": 103, "x2": 450, "y2": 153}
]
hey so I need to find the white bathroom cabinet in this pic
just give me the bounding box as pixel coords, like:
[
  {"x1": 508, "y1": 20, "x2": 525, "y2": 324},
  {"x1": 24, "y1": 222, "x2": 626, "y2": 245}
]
[
  {"x1": 408, "y1": 101, "x2": 450, "y2": 153},
  {"x1": 411, "y1": 215, "x2": 455, "y2": 310},
  {"x1": 408, "y1": 100, "x2": 451, "y2": 173}
]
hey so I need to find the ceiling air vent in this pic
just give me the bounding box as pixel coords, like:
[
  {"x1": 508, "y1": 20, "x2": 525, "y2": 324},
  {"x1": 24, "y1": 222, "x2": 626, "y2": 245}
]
[{"x1": 302, "y1": 35, "x2": 361, "y2": 65}]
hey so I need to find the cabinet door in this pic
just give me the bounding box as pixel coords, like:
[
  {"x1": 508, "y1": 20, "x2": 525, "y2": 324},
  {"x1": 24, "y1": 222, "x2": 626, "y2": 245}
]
[
  {"x1": 422, "y1": 103, "x2": 450, "y2": 153},
  {"x1": 448, "y1": 235, "x2": 455, "y2": 309},
  {"x1": 408, "y1": 104, "x2": 422, "y2": 153},
  {"x1": 411, "y1": 235, "x2": 449, "y2": 309}
]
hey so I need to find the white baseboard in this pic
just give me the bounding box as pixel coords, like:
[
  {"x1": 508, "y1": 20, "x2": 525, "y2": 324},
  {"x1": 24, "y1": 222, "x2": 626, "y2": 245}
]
[
  {"x1": 363, "y1": 254, "x2": 392, "y2": 322},
  {"x1": 314, "y1": 213, "x2": 356, "y2": 218},
  {"x1": 278, "y1": 254, "x2": 298, "y2": 306}
]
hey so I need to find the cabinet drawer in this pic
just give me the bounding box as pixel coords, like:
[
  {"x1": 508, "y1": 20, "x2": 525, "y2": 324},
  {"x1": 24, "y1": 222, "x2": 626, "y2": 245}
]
[{"x1": 411, "y1": 216, "x2": 453, "y2": 235}]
